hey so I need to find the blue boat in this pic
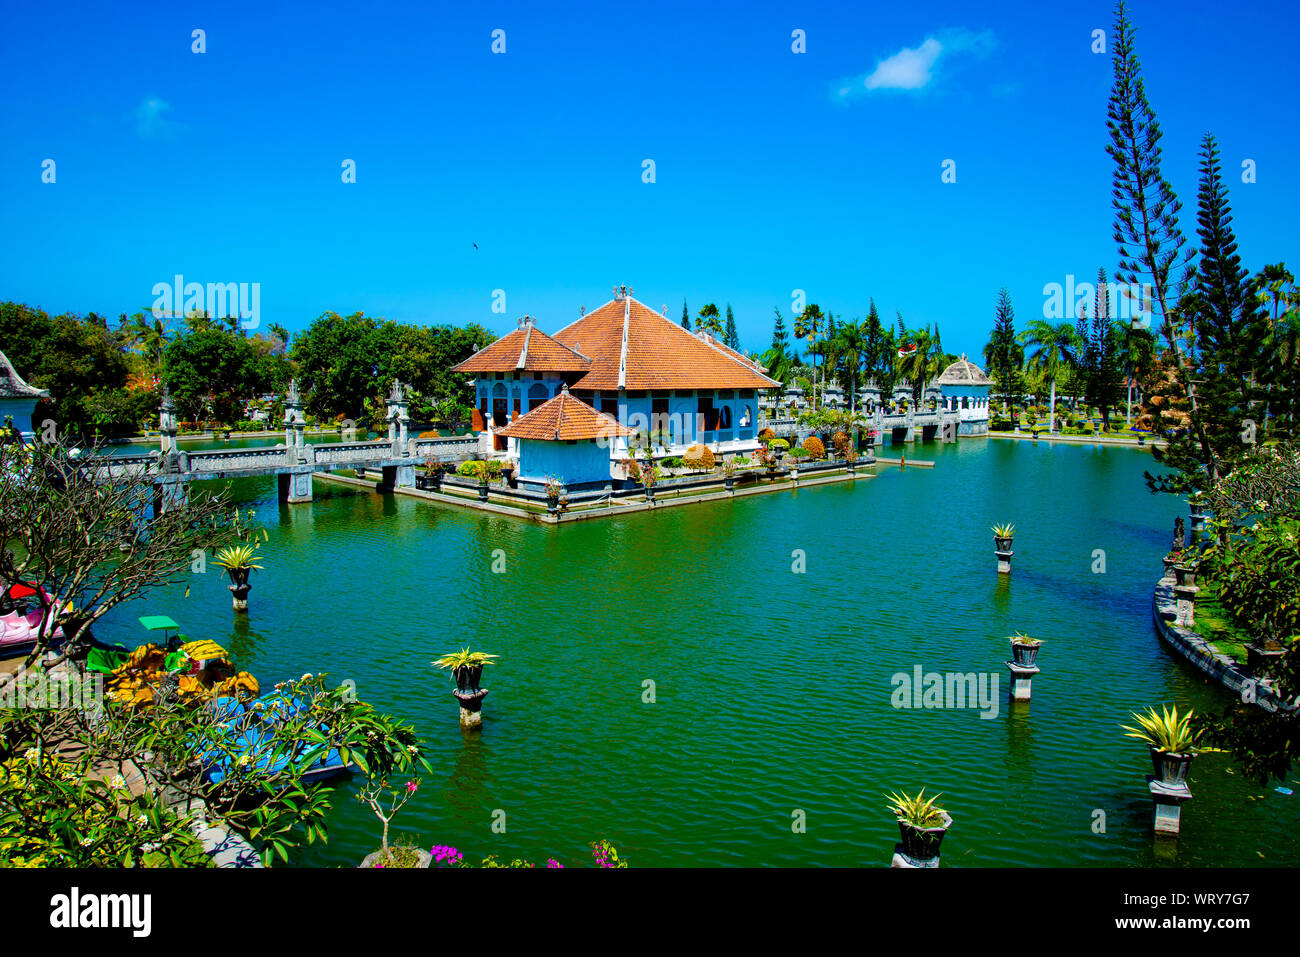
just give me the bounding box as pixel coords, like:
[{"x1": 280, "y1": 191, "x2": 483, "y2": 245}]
[{"x1": 198, "y1": 693, "x2": 355, "y2": 786}]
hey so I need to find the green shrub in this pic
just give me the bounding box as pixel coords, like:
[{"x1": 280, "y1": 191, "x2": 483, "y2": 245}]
[
  {"x1": 770, "y1": 438, "x2": 790, "y2": 451},
  {"x1": 457, "y1": 460, "x2": 485, "y2": 477},
  {"x1": 661, "y1": 456, "x2": 684, "y2": 469},
  {"x1": 788, "y1": 446, "x2": 810, "y2": 459}
]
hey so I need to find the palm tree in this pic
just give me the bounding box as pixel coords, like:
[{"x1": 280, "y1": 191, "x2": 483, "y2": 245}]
[
  {"x1": 897, "y1": 322, "x2": 943, "y2": 406},
  {"x1": 794, "y1": 304, "x2": 825, "y2": 408},
  {"x1": 830, "y1": 320, "x2": 867, "y2": 412},
  {"x1": 1018, "y1": 319, "x2": 1079, "y2": 432}
]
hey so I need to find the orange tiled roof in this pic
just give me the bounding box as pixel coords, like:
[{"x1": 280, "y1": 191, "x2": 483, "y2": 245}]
[
  {"x1": 552, "y1": 297, "x2": 779, "y2": 391},
  {"x1": 496, "y1": 387, "x2": 635, "y2": 441},
  {"x1": 451, "y1": 324, "x2": 592, "y2": 374}
]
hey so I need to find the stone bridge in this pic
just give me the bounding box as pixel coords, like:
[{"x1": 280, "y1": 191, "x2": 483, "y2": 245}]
[
  {"x1": 87, "y1": 380, "x2": 477, "y2": 510},
  {"x1": 762, "y1": 406, "x2": 960, "y2": 447}
]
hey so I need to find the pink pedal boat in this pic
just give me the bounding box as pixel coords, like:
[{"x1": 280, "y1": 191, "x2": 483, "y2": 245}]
[{"x1": 0, "y1": 583, "x2": 64, "y2": 655}]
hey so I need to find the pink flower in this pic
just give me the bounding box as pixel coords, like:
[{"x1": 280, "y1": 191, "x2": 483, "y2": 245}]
[
  {"x1": 547, "y1": 858, "x2": 564, "y2": 868},
  {"x1": 405, "y1": 781, "x2": 418, "y2": 794}
]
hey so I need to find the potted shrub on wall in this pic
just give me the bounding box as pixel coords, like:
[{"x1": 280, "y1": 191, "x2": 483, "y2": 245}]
[
  {"x1": 886, "y1": 788, "x2": 952, "y2": 865},
  {"x1": 992, "y1": 522, "x2": 1015, "y2": 553},
  {"x1": 434, "y1": 648, "x2": 498, "y2": 693},
  {"x1": 422, "y1": 456, "x2": 445, "y2": 491},
  {"x1": 1008, "y1": 632, "x2": 1042, "y2": 667},
  {"x1": 788, "y1": 445, "x2": 809, "y2": 479},
  {"x1": 642, "y1": 463, "x2": 660, "y2": 502},
  {"x1": 544, "y1": 476, "x2": 564, "y2": 514},
  {"x1": 1122, "y1": 704, "x2": 1207, "y2": 788}
]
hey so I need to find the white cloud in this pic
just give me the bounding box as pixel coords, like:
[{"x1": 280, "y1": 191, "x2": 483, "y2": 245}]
[
  {"x1": 836, "y1": 28, "x2": 995, "y2": 100},
  {"x1": 134, "y1": 97, "x2": 179, "y2": 138},
  {"x1": 865, "y1": 37, "x2": 943, "y2": 91}
]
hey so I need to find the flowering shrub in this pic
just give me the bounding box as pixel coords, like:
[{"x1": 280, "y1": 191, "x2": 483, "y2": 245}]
[
  {"x1": 831, "y1": 431, "x2": 852, "y2": 456},
  {"x1": 457, "y1": 460, "x2": 485, "y2": 477},
  {"x1": 592, "y1": 839, "x2": 627, "y2": 868},
  {"x1": 802, "y1": 436, "x2": 825, "y2": 459},
  {"x1": 418, "y1": 429, "x2": 441, "y2": 438},
  {"x1": 758, "y1": 427, "x2": 775, "y2": 442},
  {"x1": 682, "y1": 444, "x2": 715, "y2": 471},
  {"x1": 769, "y1": 438, "x2": 789, "y2": 452},
  {"x1": 431, "y1": 844, "x2": 464, "y2": 867},
  {"x1": 425, "y1": 841, "x2": 624, "y2": 868}
]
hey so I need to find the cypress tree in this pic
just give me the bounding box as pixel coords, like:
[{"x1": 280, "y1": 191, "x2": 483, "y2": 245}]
[
  {"x1": 724, "y1": 304, "x2": 740, "y2": 351},
  {"x1": 770, "y1": 307, "x2": 789, "y2": 354},
  {"x1": 681, "y1": 299, "x2": 691, "y2": 331},
  {"x1": 1150, "y1": 134, "x2": 1270, "y2": 492}
]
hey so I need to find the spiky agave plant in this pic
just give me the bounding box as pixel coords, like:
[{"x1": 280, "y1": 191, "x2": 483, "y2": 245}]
[
  {"x1": 1122, "y1": 705, "x2": 1201, "y2": 753},
  {"x1": 432, "y1": 648, "x2": 499, "y2": 678},
  {"x1": 885, "y1": 788, "x2": 947, "y2": 828},
  {"x1": 991, "y1": 523, "x2": 1016, "y2": 538},
  {"x1": 213, "y1": 544, "x2": 264, "y2": 572}
]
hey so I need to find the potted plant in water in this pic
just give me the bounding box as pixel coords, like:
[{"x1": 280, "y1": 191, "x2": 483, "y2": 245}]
[
  {"x1": 992, "y1": 522, "x2": 1015, "y2": 552},
  {"x1": 722, "y1": 458, "x2": 737, "y2": 492},
  {"x1": 433, "y1": 648, "x2": 498, "y2": 692},
  {"x1": 845, "y1": 447, "x2": 859, "y2": 475},
  {"x1": 213, "y1": 543, "x2": 264, "y2": 613},
  {"x1": 358, "y1": 779, "x2": 431, "y2": 868},
  {"x1": 886, "y1": 788, "x2": 952, "y2": 865},
  {"x1": 1008, "y1": 632, "x2": 1043, "y2": 667},
  {"x1": 1122, "y1": 704, "x2": 1206, "y2": 788}
]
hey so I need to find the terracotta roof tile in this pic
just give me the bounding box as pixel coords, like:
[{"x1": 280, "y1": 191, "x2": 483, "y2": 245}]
[
  {"x1": 0, "y1": 350, "x2": 47, "y2": 399},
  {"x1": 496, "y1": 387, "x2": 635, "y2": 441},
  {"x1": 551, "y1": 297, "x2": 779, "y2": 391},
  {"x1": 451, "y1": 324, "x2": 591, "y2": 374}
]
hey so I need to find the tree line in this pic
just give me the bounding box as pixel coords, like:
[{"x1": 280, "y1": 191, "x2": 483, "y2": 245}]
[{"x1": 0, "y1": 303, "x2": 495, "y2": 440}]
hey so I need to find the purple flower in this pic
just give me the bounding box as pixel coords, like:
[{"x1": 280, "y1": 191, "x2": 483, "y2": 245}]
[{"x1": 547, "y1": 858, "x2": 564, "y2": 868}]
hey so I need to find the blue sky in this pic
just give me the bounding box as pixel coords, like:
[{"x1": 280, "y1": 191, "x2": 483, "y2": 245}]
[{"x1": 2, "y1": 0, "x2": 1296, "y2": 361}]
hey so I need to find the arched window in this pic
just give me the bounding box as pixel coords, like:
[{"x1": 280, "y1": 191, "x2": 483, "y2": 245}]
[{"x1": 528, "y1": 383, "x2": 549, "y2": 409}]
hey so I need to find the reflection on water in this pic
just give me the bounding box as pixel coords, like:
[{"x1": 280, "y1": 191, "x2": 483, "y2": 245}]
[{"x1": 93, "y1": 437, "x2": 1300, "y2": 868}]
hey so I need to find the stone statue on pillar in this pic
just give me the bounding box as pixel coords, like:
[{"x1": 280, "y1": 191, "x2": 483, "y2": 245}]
[
  {"x1": 387, "y1": 380, "x2": 409, "y2": 456},
  {"x1": 159, "y1": 385, "x2": 179, "y2": 472},
  {"x1": 284, "y1": 379, "x2": 306, "y2": 463}
]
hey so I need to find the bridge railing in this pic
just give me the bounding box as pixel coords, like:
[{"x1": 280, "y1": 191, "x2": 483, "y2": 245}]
[
  {"x1": 311, "y1": 441, "x2": 398, "y2": 466},
  {"x1": 187, "y1": 447, "x2": 290, "y2": 472},
  {"x1": 413, "y1": 435, "x2": 478, "y2": 460}
]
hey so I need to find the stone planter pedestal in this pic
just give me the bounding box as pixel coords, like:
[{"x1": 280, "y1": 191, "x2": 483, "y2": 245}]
[
  {"x1": 1147, "y1": 778, "x2": 1192, "y2": 834},
  {"x1": 453, "y1": 688, "x2": 489, "y2": 730},
  {"x1": 477, "y1": 482, "x2": 489, "y2": 502},
  {"x1": 995, "y1": 548, "x2": 1014, "y2": 575},
  {"x1": 1161, "y1": 555, "x2": 1180, "y2": 582},
  {"x1": 1006, "y1": 661, "x2": 1039, "y2": 701},
  {"x1": 1244, "y1": 641, "x2": 1286, "y2": 675},
  {"x1": 228, "y1": 583, "x2": 251, "y2": 613},
  {"x1": 891, "y1": 846, "x2": 941, "y2": 868},
  {"x1": 361, "y1": 848, "x2": 432, "y2": 868},
  {"x1": 1173, "y1": 583, "x2": 1199, "y2": 628}
]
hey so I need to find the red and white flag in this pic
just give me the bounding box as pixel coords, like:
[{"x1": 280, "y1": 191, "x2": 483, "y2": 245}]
[{"x1": 897, "y1": 343, "x2": 918, "y2": 358}]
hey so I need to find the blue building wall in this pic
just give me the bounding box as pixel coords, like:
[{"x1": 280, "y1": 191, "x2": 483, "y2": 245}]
[
  {"x1": 939, "y1": 384, "x2": 991, "y2": 436},
  {"x1": 517, "y1": 438, "x2": 612, "y2": 491}
]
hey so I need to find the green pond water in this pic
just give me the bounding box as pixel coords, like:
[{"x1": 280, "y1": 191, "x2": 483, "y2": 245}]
[{"x1": 94, "y1": 436, "x2": 1300, "y2": 867}]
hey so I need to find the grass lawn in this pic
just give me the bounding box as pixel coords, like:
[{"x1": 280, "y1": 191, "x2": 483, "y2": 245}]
[{"x1": 1191, "y1": 578, "x2": 1253, "y2": 665}]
